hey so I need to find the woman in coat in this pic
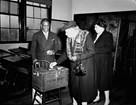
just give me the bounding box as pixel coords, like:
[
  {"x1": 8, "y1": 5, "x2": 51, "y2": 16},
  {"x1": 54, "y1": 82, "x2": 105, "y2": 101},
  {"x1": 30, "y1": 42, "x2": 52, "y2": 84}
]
[
  {"x1": 93, "y1": 19, "x2": 114, "y2": 105},
  {"x1": 50, "y1": 21, "x2": 97, "y2": 105}
]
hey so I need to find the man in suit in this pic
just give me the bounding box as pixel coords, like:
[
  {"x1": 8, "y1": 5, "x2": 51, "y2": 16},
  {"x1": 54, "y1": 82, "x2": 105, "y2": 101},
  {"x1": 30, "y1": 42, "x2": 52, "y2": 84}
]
[{"x1": 31, "y1": 18, "x2": 59, "y2": 64}]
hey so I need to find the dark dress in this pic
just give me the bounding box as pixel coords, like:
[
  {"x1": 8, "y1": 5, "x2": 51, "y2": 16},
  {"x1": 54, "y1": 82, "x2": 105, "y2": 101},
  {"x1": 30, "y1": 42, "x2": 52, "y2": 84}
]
[
  {"x1": 57, "y1": 30, "x2": 97, "y2": 103},
  {"x1": 94, "y1": 30, "x2": 113, "y2": 91}
]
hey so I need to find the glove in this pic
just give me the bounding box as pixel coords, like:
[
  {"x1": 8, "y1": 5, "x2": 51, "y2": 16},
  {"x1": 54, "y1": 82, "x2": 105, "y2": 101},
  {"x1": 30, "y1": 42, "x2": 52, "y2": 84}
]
[
  {"x1": 71, "y1": 56, "x2": 77, "y2": 61},
  {"x1": 49, "y1": 62, "x2": 57, "y2": 68}
]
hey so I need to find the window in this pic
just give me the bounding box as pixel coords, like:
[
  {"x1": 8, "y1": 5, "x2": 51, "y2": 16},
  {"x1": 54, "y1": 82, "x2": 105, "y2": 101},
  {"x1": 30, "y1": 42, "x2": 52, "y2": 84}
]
[
  {"x1": 0, "y1": 0, "x2": 19, "y2": 42},
  {"x1": 0, "y1": 0, "x2": 51, "y2": 43},
  {"x1": 26, "y1": 1, "x2": 49, "y2": 41}
]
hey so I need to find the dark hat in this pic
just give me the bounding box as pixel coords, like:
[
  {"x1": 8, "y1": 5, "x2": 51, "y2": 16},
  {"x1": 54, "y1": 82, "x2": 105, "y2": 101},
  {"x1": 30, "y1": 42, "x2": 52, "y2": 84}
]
[{"x1": 61, "y1": 21, "x2": 77, "y2": 31}]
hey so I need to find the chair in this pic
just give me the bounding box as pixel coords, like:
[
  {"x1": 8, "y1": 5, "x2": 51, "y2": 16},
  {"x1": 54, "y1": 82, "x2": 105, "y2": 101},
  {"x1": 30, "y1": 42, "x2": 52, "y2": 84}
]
[
  {"x1": 0, "y1": 65, "x2": 8, "y2": 86},
  {"x1": 32, "y1": 87, "x2": 62, "y2": 105},
  {"x1": 13, "y1": 67, "x2": 31, "y2": 92}
]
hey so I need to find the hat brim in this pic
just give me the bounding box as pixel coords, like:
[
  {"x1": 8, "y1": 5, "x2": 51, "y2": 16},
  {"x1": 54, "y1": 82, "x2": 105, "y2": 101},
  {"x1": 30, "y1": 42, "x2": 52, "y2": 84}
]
[{"x1": 61, "y1": 21, "x2": 77, "y2": 31}]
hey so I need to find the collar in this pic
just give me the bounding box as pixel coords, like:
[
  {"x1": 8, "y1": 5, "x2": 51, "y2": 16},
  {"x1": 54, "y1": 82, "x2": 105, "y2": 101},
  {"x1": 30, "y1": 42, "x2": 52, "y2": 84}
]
[
  {"x1": 42, "y1": 31, "x2": 49, "y2": 39},
  {"x1": 42, "y1": 31, "x2": 49, "y2": 35}
]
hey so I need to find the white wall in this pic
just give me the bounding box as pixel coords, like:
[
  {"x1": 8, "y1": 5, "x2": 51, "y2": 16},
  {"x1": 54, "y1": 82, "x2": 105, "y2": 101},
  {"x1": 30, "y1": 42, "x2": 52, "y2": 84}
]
[
  {"x1": 52, "y1": 0, "x2": 72, "y2": 21},
  {"x1": 72, "y1": 0, "x2": 136, "y2": 14},
  {"x1": 52, "y1": 0, "x2": 136, "y2": 20}
]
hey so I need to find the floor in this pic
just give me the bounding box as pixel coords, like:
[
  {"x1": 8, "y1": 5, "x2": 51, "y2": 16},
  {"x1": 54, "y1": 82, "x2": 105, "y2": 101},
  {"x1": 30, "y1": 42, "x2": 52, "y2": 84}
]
[{"x1": 0, "y1": 65, "x2": 136, "y2": 105}]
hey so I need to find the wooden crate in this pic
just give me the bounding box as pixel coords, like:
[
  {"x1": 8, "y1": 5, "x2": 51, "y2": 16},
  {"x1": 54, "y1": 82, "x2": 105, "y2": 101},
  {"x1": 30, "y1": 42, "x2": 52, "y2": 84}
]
[{"x1": 32, "y1": 64, "x2": 69, "y2": 92}]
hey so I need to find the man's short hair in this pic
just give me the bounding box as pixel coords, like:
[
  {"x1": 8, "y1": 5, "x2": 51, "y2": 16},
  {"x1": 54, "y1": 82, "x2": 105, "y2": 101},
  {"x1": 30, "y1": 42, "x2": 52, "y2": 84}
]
[{"x1": 40, "y1": 18, "x2": 50, "y2": 25}]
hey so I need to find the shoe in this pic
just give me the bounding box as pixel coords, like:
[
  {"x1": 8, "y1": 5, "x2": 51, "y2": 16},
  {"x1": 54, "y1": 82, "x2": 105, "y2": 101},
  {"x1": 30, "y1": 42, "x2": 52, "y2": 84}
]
[
  {"x1": 93, "y1": 96, "x2": 100, "y2": 102},
  {"x1": 92, "y1": 101, "x2": 98, "y2": 104}
]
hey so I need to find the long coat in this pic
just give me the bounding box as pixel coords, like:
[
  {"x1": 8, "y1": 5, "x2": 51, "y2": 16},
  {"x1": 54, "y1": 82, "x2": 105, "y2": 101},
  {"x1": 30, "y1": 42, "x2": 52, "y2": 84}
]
[
  {"x1": 57, "y1": 30, "x2": 97, "y2": 103},
  {"x1": 31, "y1": 30, "x2": 59, "y2": 63},
  {"x1": 94, "y1": 30, "x2": 113, "y2": 91}
]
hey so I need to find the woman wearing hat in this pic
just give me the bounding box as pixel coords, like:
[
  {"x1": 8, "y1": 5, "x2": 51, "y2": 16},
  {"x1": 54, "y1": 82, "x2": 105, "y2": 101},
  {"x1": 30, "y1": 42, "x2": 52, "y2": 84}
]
[
  {"x1": 93, "y1": 18, "x2": 114, "y2": 105},
  {"x1": 50, "y1": 21, "x2": 97, "y2": 105}
]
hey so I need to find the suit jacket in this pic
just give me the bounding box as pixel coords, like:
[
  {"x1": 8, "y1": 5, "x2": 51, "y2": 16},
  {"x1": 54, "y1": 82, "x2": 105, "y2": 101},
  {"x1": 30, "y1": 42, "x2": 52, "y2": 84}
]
[
  {"x1": 94, "y1": 30, "x2": 113, "y2": 54},
  {"x1": 31, "y1": 30, "x2": 59, "y2": 63}
]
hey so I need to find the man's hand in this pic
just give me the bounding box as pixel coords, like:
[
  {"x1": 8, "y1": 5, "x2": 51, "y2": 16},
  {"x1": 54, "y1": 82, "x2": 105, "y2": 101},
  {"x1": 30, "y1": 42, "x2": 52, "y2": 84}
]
[
  {"x1": 47, "y1": 50, "x2": 55, "y2": 55},
  {"x1": 49, "y1": 62, "x2": 57, "y2": 68}
]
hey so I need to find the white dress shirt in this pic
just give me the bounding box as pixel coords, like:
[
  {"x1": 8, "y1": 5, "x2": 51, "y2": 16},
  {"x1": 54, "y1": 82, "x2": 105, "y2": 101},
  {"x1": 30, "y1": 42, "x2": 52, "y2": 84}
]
[
  {"x1": 94, "y1": 34, "x2": 101, "y2": 43},
  {"x1": 42, "y1": 31, "x2": 49, "y2": 40}
]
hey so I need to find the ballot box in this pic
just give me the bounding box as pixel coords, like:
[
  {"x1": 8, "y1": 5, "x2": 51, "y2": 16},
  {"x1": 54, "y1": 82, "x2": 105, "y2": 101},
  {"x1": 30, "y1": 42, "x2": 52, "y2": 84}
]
[{"x1": 32, "y1": 60, "x2": 69, "y2": 92}]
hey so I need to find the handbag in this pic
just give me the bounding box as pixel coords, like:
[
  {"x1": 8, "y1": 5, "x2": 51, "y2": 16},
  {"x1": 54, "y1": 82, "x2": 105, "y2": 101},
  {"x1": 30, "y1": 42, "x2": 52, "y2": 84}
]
[{"x1": 73, "y1": 60, "x2": 86, "y2": 76}]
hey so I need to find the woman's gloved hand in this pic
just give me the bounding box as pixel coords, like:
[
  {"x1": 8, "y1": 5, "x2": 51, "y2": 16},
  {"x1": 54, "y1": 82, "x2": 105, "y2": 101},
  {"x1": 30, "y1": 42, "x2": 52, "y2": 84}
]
[{"x1": 49, "y1": 62, "x2": 57, "y2": 68}]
